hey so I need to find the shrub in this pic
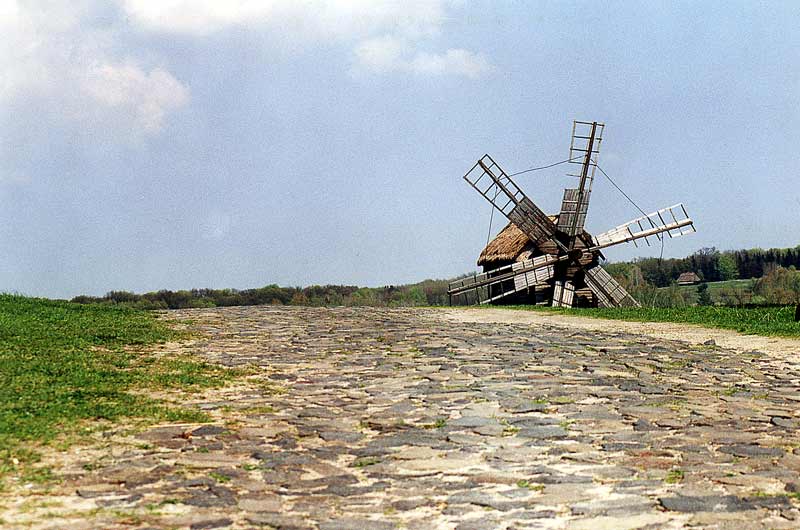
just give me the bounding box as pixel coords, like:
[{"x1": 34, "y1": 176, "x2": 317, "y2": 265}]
[{"x1": 753, "y1": 266, "x2": 800, "y2": 304}]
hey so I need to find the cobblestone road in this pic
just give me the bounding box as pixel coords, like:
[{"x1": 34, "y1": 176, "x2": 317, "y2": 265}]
[{"x1": 6, "y1": 306, "x2": 800, "y2": 529}]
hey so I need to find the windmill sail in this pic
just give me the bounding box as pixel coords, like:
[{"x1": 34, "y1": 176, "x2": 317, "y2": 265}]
[
  {"x1": 584, "y1": 266, "x2": 640, "y2": 308},
  {"x1": 552, "y1": 280, "x2": 576, "y2": 307},
  {"x1": 593, "y1": 204, "x2": 694, "y2": 249},
  {"x1": 464, "y1": 155, "x2": 564, "y2": 250},
  {"x1": 448, "y1": 255, "x2": 556, "y2": 305},
  {"x1": 556, "y1": 121, "x2": 604, "y2": 237}
]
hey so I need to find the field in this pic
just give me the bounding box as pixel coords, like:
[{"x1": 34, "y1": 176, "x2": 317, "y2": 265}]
[
  {"x1": 501, "y1": 303, "x2": 800, "y2": 337},
  {"x1": 0, "y1": 295, "x2": 236, "y2": 483},
  {"x1": 668, "y1": 278, "x2": 757, "y2": 305}
]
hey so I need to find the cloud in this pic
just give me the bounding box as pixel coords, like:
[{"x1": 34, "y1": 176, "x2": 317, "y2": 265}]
[
  {"x1": 355, "y1": 37, "x2": 492, "y2": 78},
  {"x1": 82, "y1": 63, "x2": 189, "y2": 134},
  {"x1": 352, "y1": 35, "x2": 407, "y2": 74},
  {"x1": 122, "y1": 0, "x2": 446, "y2": 39},
  {"x1": 0, "y1": 0, "x2": 189, "y2": 138},
  {"x1": 122, "y1": 0, "x2": 490, "y2": 78}
]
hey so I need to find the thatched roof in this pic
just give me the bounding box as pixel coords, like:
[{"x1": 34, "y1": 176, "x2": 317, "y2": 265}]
[
  {"x1": 477, "y1": 219, "x2": 600, "y2": 267},
  {"x1": 477, "y1": 222, "x2": 535, "y2": 266},
  {"x1": 677, "y1": 271, "x2": 701, "y2": 284}
]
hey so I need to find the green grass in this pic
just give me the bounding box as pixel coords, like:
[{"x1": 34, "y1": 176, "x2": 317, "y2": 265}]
[
  {"x1": 664, "y1": 468, "x2": 685, "y2": 484},
  {"x1": 496, "y1": 304, "x2": 800, "y2": 337},
  {"x1": 668, "y1": 279, "x2": 758, "y2": 305},
  {"x1": 0, "y1": 294, "x2": 237, "y2": 482}
]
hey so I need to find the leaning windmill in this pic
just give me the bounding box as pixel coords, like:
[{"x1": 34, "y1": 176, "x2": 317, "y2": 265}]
[{"x1": 448, "y1": 120, "x2": 696, "y2": 308}]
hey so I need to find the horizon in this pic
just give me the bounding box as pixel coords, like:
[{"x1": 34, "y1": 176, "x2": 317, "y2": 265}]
[
  {"x1": 40, "y1": 242, "x2": 800, "y2": 300},
  {"x1": 2, "y1": 1, "x2": 798, "y2": 299}
]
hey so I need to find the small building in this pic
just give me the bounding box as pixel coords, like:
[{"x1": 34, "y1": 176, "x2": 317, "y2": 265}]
[{"x1": 677, "y1": 272, "x2": 702, "y2": 285}]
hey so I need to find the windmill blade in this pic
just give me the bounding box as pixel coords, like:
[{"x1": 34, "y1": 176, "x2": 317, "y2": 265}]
[
  {"x1": 552, "y1": 280, "x2": 576, "y2": 307},
  {"x1": 464, "y1": 155, "x2": 566, "y2": 251},
  {"x1": 593, "y1": 203, "x2": 695, "y2": 250},
  {"x1": 584, "y1": 266, "x2": 641, "y2": 308},
  {"x1": 557, "y1": 121, "x2": 604, "y2": 237},
  {"x1": 448, "y1": 255, "x2": 555, "y2": 305}
]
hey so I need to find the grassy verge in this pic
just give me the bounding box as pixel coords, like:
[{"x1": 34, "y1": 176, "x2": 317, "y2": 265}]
[
  {"x1": 494, "y1": 304, "x2": 800, "y2": 338},
  {"x1": 0, "y1": 294, "x2": 237, "y2": 484}
]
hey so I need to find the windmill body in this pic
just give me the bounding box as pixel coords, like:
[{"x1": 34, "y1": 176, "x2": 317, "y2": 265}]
[{"x1": 448, "y1": 121, "x2": 696, "y2": 308}]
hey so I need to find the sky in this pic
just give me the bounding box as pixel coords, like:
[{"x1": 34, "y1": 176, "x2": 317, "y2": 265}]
[{"x1": 1, "y1": 1, "x2": 799, "y2": 299}]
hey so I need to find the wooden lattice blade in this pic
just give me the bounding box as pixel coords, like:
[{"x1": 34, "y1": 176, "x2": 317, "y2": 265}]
[
  {"x1": 448, "y1": 255, "x2": 555, "y2": 305},
  {"x1": 558, "y1": 121, "x2": 604, "y2": 237},
  {"x1": 593, "y1": 203, "x2": 695, "y2": 249},
  {"x1": 584, "y1": 266, "x2": 640, "y2": 308},
  {"x1": 552, "y1": 280, "x2": 576, "y2": 307},
  {"x1": 556, "y1": 188, "x2": 591, "y2": 236},
  {"x1": 463, "y1": 155, "x2": 564, "y2": 250}
]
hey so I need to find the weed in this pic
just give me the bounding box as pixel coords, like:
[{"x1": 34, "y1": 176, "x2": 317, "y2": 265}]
[
  {"x1": 516, "y1": 480, "x2": 544, "y2": 491},
  {"x1": 665, "y1": 469, "x2": 685, "y2": 484},
  {"x1": 209, "y1": 471, "x2": 231, "y2": 483},
  {"x1": 352, "y1": 457, "x2": 381, "y2": 468},
  {"x1": 502, "y1": 425, "x2": 520, "y2": 436}
]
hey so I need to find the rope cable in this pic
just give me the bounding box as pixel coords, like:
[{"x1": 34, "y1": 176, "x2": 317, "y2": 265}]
[
  {"x1": 593, "y1": 162, "x2": 669, "y2": 307},
  {"x1": 485, "y1": 155, "x2": 581, "y2": 246},
  {"x1": 486, "y1": 189, "x2": 497, "y2": 247},
  {"x1": 508, "y1": 155, "x2": 584, "y2": 177},
  {"x1": 595, "y1": 164, "x2": 649, "y2": 218}
]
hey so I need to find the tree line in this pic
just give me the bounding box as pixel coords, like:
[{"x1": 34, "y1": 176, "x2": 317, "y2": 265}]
[
  {"x1": 70, "y1": 244, "x2": 800, "y2": 310},
  {"x1": 607, "y1": 245, "x2": 800, "y2": 288},
  {"x1": 71, "y1": 279, "x2": 453, "y2": 310}
]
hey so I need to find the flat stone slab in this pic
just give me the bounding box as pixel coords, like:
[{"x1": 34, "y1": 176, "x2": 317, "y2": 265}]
[{"x1": 3, "y1": 306, "x2": 800, "y2": 529}]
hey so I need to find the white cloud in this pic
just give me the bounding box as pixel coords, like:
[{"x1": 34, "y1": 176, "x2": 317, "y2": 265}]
[
  {"x1": 122, "y1": 0, "x2": 490, "y2": 78},
  {"x1": 409, "y1": 49, "x2": 492, "y2": 79},
  {"x1": 353, "y1": 36, "x2": 407, "y2": 74},
  {"x1": 0, "y1": 0, "x2": 189, "y2": 138},
  {"x1": 82, "y1": 63, "x2": 189, "y2": 133},
  {"x1": 355, "y1": 37, "x2": 492, "y2": 78},
  {"x1": 122, "y1": 0, "x2": 446, "y2": 39}
]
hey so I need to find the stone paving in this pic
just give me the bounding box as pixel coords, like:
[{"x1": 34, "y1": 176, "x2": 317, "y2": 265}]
[{"x1": 5, "y1": 306, "x2": 800, "y2": 529}]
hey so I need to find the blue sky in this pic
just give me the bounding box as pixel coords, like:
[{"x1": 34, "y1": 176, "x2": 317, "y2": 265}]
[{"x1": 1, "y1": 1, "x2": 798, "y2": 298}]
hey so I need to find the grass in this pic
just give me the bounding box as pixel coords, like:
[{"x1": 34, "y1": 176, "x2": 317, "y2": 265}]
[
  {"x1": 664, "y1": 468, "x2": 685, "y2": 484},
  {"x1": 516, "y1": 479, "x2": 544, "y2": 492},
  {"x1": 0, "y1": 294, "x2": 238, "y2": 483},
  {"x1": 352, "y1": 457, "x2": 381, "y2": 468},
  {"x1": 669, "y1": 279, "x2": 757, "y2": 305},
  {"x1": 495, "y1": 304, "x2": 800, "y2": 338}
]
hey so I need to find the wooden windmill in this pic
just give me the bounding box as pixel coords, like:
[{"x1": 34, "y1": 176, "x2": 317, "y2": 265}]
[{"x1": 448, "y1": 120, "x2": 696, "y2": 308}]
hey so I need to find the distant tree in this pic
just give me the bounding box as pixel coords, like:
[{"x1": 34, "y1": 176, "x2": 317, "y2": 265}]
[
  {"x1": 753, "y1": 266, "x2": 800, "y2": 304},
  {"x1": 718, "y1": 254, "x2": 739, "y2": 281},
  {"x1": 290, "y1": 291, "x2": 309, "y2": 306},
  {"x1": 690, "y1": 247, "x2": 721, "y2": 282},
  {"x1": 697, "y1": 283, "x2": 712, "y2": 306}
]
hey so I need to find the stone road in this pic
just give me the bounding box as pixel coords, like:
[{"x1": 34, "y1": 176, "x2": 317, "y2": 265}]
[{"x1": 5, "y1": 306, "x2": 800, "y2": 529}]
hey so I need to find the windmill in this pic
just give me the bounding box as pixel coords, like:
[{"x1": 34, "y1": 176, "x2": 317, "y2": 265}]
[{"x1": 448, "y1": 120, "x2": 696, "y2": 308}]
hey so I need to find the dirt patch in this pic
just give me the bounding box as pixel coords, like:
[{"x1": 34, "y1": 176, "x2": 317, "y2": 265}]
[{"x1": 434, "y1": 307, "x2": 800, "y2": 359}]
